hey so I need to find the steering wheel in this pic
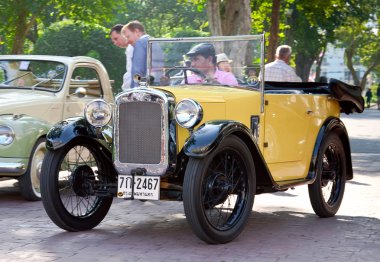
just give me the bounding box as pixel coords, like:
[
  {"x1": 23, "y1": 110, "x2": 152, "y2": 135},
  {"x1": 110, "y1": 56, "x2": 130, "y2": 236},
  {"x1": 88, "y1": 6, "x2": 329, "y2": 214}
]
[{"x1": 164, "y1": 66, "x2": 207, "y2": 85}]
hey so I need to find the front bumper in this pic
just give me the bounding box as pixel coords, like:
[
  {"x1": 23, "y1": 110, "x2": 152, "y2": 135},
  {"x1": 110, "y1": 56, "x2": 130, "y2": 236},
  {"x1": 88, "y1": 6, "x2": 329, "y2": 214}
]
[{"x1": 0, "y1": 158, "x2": 27, "y2": 176}]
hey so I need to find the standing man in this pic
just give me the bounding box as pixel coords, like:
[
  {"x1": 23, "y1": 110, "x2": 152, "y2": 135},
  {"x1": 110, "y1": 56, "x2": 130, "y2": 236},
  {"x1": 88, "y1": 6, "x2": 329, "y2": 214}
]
[
  {"x1": 121, "y1": 21, "x2": 149, "y2": 88},
  {"x1": 122, "y1": 20, "x2": 164, "y2": 87},
  {"x1": 263, "y1": 45, "x2": 302, "y2": 82},
  {"x1": 365, "y1": 88, "x2": 373, "y2": 108},
  {"x1": 109, "y1": 24, "x2": 134, "y2": 91}
]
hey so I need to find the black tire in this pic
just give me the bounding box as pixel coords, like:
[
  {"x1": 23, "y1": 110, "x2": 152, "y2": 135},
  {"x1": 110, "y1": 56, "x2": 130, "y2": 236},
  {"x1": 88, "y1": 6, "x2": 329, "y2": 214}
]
[
  {"x1": 308, "y1": 133, "x2": 346, "y2": 217},
  {"x1": 19, "y1": 138, "x2": 46, "y2": 201},
  {"x1": 183, "y1": 136, "x2": 256, "y2": 244},
  {"x1": 40, "y1": 137, "x2": 113, "y2": 231}
]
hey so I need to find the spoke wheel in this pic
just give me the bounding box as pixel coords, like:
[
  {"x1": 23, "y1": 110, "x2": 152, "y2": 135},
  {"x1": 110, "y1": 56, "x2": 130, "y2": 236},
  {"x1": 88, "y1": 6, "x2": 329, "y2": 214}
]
[
  {"x1": 19, "y1": 138, "x2": 46, "y2": 201},
  {"x1": 40, "y1": 137, "x2": 113, "y2": 231},
  {"x1": 308, "y1": 133, "x2": 346, "y2": 217},
  {"x1": 183, "y1": 136, "x2": 255, "y2": 244}
]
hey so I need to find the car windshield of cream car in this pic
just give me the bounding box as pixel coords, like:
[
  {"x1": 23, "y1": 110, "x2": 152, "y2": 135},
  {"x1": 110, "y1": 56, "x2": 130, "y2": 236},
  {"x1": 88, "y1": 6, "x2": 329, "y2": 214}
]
[
  {"x1": 147, "y1": 35, "x2": 263, "y2": 89},
  {"x1": 0, "y1": 60, "x2": 66, "y2": 91}
]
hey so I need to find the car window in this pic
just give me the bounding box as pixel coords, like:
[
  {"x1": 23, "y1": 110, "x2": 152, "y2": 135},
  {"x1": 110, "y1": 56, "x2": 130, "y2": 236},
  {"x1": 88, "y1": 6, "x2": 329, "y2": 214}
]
[
  {"x1": 148, "y1": 36, "x2": 262, "y2": 89},
  {"x1": 70, "y1": 67, "x2": 103, "y2": 98},
  {"x1": 0, "y1": 60, "x2": 65, "y2": 91}
]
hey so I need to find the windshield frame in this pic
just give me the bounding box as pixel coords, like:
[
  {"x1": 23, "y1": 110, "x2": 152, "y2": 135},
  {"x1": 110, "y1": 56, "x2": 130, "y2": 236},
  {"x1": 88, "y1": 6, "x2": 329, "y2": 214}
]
[{"x1": 147, "y1": 34, "x2": 265, "y2": 112}]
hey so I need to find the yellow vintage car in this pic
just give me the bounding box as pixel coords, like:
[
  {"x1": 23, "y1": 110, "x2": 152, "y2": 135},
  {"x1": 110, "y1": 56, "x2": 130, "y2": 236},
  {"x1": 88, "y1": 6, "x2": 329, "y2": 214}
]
[{"x1": 40, "y1": 35, "x2": 364, "y2": 244}]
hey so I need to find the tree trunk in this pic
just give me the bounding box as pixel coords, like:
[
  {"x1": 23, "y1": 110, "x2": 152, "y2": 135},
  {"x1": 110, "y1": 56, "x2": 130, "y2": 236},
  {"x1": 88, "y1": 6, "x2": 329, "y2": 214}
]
[
  {"x1": 315, "y1": 44, "x2": 326, "y2": 81},
  {"x1": 267, "y1": 0, "x2": 281, "y2": 62},
  {"x1": 11, "y1": 7, "x2": 37, "y2": 54},
  {"x1": 206, "y1": 0, "x2": 252, "y2": 77},
  {"x1": 344, "y1": 43, "x2": 360, "y2": 86},
  {"x1": 207, "y1": 0, "x2": 223, "y2": 36},
  {"x1": 295, "y1": 53, "x2": 314, "y2": 82},
  {"x1": 222, "y1": 0, "x2": 251, "y2": 36},
  {"x1": 359, "y1": 52, "x2": 380, "y2": 90}
]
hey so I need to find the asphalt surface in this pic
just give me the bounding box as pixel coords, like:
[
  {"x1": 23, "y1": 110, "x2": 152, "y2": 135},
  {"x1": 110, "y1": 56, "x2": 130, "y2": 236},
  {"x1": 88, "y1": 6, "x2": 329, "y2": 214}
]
[{"x1": 0, "y1": 108, "x2": 379, "y2": 262}]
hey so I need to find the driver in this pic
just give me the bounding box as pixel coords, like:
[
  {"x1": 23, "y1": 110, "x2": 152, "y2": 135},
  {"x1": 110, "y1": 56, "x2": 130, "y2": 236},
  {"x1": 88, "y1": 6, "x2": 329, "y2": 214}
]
[{"x1": 186, "y1": 43, "x2": 238, "y2": 86}]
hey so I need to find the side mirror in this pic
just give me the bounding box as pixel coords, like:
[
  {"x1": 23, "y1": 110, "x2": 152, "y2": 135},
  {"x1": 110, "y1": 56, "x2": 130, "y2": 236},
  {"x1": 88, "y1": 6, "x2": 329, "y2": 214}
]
[{"x1": 74, "y1": 87, "x2": 87, "y2": 98}]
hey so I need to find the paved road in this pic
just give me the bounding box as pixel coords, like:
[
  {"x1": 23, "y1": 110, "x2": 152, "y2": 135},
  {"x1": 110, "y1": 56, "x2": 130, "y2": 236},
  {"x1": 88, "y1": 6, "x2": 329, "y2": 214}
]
[{"x1": 0, "y1": 109, "x2": 379, "y2": 262}]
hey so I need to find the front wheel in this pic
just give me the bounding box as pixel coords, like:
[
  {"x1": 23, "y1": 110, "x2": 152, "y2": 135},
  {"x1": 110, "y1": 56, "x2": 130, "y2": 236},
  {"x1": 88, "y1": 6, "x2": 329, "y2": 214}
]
[
  {"x1": 40, "y1": 137, "x2": 114, "y2": 231},
  {"x1": 19, "y1": 138, "x2": 46, "y2": 201},
  {"x1": 183, "y1": 136, "x2": 256, "y2": 244},
  {"x1": 308, "y1": 133, "x2": 346, "y2": 217}
]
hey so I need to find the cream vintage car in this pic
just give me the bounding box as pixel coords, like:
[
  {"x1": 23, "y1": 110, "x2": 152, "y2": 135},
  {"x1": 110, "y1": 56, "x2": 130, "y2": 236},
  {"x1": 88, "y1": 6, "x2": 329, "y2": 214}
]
[
  {"x1": 40, "y1": 35, "x2": 364, "y2": 244},
  {"x1": 0, "y1": 55, "x2": 113, "y2": 200}
]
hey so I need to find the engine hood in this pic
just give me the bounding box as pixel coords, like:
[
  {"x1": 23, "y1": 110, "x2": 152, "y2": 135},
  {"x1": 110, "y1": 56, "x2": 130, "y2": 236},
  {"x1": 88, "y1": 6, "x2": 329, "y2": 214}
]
[
  {"x1": 155, "y1": 85, "x2": 263, "y2": 127},
  {"x1": 0, "y1": 90, "x2": 62, "y2": 123},
  {"x1": 157, "y1": 85, "x2": 260, "y2": 103}
]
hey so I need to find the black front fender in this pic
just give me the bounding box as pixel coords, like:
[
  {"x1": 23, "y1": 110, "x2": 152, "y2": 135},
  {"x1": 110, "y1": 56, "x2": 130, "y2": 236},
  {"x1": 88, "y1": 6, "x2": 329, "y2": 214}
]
[
  {"x1": 183, "y1": 120, "x2": 275, "y2": 192},
  {"x1": 46, "y1": 117, "x2": 112, "y2": 151},
  {"x1": 184, "y1": 121, "x2": 256, "y2": 158}
]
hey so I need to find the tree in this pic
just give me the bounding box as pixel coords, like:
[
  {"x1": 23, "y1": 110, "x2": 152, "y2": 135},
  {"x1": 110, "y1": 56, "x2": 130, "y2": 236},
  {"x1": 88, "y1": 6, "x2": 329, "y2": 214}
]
[
  {"x1": 0, "y1": 0, "x2": 119, "y2": 54},
  {"x1": 336, "y1": 22, "x2": 380, "y2": 89},
  {"x1": 333, "y1": 0, "x2": 380, "y2": 89},
  {"x1": 33, "y1": 20, "x2": 125, "y2": 93},
  {"x1": 267, "y1": 0, "x2": 281, "y2": 62},
  {"x1": 117, "y1": 0, "x2": 208, "y2": 37}
]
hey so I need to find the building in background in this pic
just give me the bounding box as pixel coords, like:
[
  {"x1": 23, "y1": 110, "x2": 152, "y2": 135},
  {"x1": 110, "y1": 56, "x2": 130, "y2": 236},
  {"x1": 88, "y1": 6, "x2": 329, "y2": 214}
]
[{"x1": 311, "y1": 44, "x2": 368, "y2": 85}]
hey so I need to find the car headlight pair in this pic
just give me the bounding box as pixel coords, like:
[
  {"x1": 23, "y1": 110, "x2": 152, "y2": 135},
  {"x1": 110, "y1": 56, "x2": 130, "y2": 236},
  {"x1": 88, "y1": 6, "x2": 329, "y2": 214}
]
[
  {"x1": 84, "y1": 99, "x2": 112, "y2": 127},
  {"x1": 0, "y1": 125, "x2": 15, "y2": 145},
  {"x1": 84, "y1": 98, "x2": 203, "y2": 130},
  {"x1": 175, "y1": 99, "x2": 203, "y2": 129}
]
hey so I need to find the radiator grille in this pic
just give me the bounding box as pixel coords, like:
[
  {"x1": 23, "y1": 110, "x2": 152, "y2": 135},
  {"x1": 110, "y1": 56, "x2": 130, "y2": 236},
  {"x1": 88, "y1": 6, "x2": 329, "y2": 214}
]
[{"x1": 118, "y1": 101, "x2": 162, "y2": 164}]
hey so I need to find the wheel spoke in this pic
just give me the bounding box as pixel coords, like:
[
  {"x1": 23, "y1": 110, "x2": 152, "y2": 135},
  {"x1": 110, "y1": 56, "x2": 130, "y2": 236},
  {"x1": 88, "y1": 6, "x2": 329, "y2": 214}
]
[
  {"x1": 55, "y1": 144, "x2": 103, "y2": 217},
  {"x1": 202, "y1": 149, "x2": 248, "y2": 230}
]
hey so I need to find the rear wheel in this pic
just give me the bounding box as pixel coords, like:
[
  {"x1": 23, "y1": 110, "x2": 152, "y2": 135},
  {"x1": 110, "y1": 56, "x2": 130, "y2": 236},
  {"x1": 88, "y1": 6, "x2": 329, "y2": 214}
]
[
  {"x1": 40, "y1": 137, "x2": 113, "y2": 231},
  {"x1": 19, "y1": 138, "x2": 46, "y2": 201},
  {"x1": 183, "y1": 136, "x2": 256, "y2": 244},
  {"x1": 308, "y1": 133, "x2": 346, "y2": 217}
]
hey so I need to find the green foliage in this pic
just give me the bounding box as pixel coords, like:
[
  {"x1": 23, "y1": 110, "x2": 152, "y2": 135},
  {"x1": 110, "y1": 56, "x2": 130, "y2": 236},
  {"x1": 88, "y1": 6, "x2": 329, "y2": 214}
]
[
  {"x1": 160, "y1": 29, "x2": 209, "y2": 66},
  {"x1": 333, "y1": 0, "x2": 380, "y2": 87},
  {"x1": 0, "y1": 0, "x2": 121, "y2": 54},
  {"x1": 33, "y1": 20, "x2": 125, "y2": 94},
  {"x1": 112, "y1": 0, "x2": 208, "y2": 37}
]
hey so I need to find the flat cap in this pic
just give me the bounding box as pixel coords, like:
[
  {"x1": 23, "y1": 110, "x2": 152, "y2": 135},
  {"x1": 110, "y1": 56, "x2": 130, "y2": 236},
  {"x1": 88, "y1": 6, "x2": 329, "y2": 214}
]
[{"x1": 186, "y1": 43, "x2": 215, "y2": 57}]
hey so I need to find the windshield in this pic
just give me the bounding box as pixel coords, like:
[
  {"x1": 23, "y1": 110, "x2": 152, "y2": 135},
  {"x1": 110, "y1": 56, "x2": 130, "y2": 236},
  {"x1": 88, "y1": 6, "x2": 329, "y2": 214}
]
[
  {"x1": 148, "y1": 35, "x2": 264, "y2": 89},
  {"x1": 0, "y1": 60, "x2": 66, "y2": 91}
]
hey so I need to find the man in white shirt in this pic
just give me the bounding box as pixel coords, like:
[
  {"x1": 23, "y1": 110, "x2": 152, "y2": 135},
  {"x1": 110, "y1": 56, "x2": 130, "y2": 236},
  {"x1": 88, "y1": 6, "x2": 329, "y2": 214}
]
[
  {"x1": 109, "y1": 24, "x2": 134, "y2": 90},
  {"x1": 264, "y1": 45, "x2": 301, "y2": 82}
]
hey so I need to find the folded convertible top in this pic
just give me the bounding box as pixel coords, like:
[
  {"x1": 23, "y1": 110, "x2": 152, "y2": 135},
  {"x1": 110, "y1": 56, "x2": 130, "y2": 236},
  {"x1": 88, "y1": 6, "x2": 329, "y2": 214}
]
[{"x1": 265, "y1": 78, "x2": 364, "y2": 114}]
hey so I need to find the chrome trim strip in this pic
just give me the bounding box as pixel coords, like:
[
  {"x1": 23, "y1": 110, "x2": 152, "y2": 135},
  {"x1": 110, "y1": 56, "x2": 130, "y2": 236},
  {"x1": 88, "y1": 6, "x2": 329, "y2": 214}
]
[
  {"x1": 150, "y1": 35, "x2": 263, "y2": 43},
  {"x1": 0, "y1": 162, "x2": 25, "y2": 173},
  {"x1": 260, "y1": 33, "x2": 265, "y2": 114}
]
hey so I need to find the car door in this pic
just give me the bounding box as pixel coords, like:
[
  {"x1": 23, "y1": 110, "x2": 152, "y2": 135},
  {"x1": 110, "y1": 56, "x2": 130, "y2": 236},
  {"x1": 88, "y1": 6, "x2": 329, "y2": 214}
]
[
  {"x1": 63, "y1": 65, "x2": 104, "y2": 119},
  {"x1": 263, "y1": 92, "x2": 315, "y2": 181}
]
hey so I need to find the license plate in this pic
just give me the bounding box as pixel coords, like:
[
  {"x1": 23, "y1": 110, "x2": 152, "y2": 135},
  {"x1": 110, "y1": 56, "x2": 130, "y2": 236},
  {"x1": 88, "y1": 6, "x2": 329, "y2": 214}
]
[{"x1": 117, "y1": 175, "x2": 160, "y2": 200}]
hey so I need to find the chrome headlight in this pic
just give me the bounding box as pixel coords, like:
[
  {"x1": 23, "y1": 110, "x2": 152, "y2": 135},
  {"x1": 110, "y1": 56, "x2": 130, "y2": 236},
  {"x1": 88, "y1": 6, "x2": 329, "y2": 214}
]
[
  {"x1": 0, "y1": 125, "x2": 15, "y2": 145},
  {"x1": 175, "y1": 99, "x2": 203, "y2": 129},
  {"x1": 84, "y1": 99, "x2": 112, "y2": 127}
]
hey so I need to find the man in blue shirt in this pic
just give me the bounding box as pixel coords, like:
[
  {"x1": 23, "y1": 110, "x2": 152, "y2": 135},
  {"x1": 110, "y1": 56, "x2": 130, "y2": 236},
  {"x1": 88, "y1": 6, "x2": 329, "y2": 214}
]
[
  {"x1": 122, "y1": 20, "x2": 164, "y2": 87},
  {"x1": 121, "y1": 21, "x2": 148, "y2": 88}
]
